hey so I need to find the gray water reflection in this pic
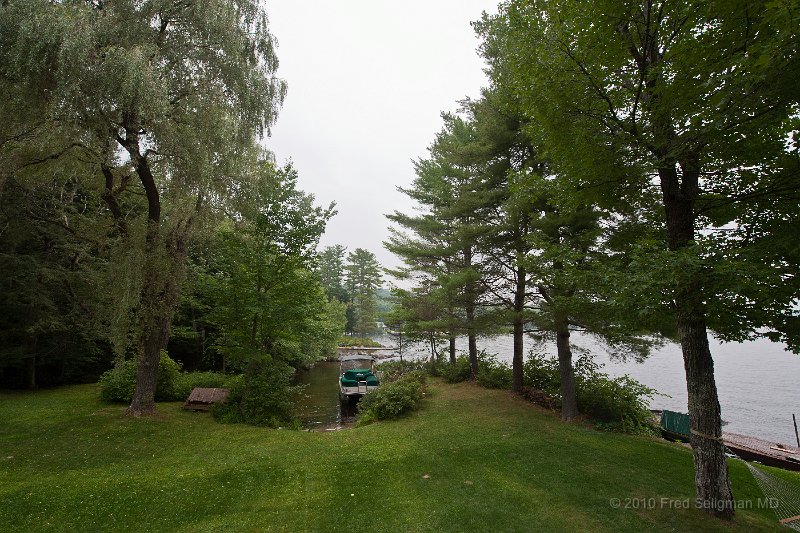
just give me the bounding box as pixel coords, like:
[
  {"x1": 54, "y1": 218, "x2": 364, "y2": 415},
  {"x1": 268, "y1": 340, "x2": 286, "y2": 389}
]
[
  {"x1": 374, "y1": 333, "x2": 799, "y2": 444},
  {"x1": 294, "y1": 361, "x2": 357, "y2": 430}
]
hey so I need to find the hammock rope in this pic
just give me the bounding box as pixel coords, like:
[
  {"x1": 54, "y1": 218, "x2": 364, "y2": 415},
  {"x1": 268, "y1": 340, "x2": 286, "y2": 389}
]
[{"x1": 745, "y1": 462, "x2": 800, "y2": 531}]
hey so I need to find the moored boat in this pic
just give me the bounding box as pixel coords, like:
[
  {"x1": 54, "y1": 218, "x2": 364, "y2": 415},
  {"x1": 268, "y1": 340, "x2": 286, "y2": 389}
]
[{"x1": 339, "y1": 355, "x2": 380, "y2": 402}]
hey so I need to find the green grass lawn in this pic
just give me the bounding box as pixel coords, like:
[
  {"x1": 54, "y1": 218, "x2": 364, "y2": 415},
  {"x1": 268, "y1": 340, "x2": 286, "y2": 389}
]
[{"x1": 1, "y1": 381, "x2": 796, "y2": 532}]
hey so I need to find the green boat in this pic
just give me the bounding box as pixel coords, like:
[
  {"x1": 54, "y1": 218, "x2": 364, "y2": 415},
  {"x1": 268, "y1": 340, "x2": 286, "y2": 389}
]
[{"x1": 339, "y1": 355, "x2": 380, "y2": 401}]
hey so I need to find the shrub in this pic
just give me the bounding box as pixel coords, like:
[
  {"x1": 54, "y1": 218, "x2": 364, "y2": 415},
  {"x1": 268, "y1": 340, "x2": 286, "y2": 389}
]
[
  {"x1": 522, "y1": 351, "x2": 659, "y2": 434},
  {"x1": 155, "y1": 353, "x2": 182, "y2": 401},
  {"x1": 99, "y1": 351, "x2": 182, "y2": 403},
  {"x1": 375, "y1": 359, "x2": 427, "y2": 383},
  {"x1": 578, "y1": 373, "x2": 659, "y2": 434},
  {"x1": 439, "y1": 355, "x2": 472, "y2": 383},
  {"x1": 213, "y1": 359, "x2": 300, "y2": 427},
  {"x1": 522, "y1": 353, "x2": 562, "y2": 393},
  {"x1": 357, "y1": 373, "x2": 426, "y2": 422},
  {"x1": 438, "y1": 351, "x2": 511, "y2": 387},
  {"x1": 98, "y1": 360, "x2": 136, "y2": 403},
  {"x1": 476, "y1": 353, "x2": 512, "y2": 389}
]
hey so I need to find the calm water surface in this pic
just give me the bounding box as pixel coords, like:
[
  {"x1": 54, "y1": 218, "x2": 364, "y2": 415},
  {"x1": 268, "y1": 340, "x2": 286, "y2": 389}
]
[{"x1": 294, "y1": 361, "x2": 357, "y2": 429}]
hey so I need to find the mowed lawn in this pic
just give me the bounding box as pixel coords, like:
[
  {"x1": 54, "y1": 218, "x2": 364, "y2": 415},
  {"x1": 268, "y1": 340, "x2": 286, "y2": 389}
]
[{"x1": 1, "y1": 381, "x2": 795, "y2": 532}]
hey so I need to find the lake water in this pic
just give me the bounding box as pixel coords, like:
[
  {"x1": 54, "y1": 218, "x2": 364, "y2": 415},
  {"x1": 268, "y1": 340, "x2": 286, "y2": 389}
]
[
  {"x1": 374, "y1": 333, "x2": 800, "y2": 445},
  {"x1": 294, "y1": 361, "x2": 357, "y2": 429}
]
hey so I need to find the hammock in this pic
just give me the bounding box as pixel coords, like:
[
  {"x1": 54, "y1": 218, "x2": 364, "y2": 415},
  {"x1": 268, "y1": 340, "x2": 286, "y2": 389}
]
[{"x1": 746, "y1": 462, "x2": 800, "y2": 530}]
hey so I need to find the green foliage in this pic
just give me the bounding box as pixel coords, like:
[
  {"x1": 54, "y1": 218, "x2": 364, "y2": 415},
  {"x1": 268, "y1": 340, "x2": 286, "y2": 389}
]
[
  {"x1": 357, "y1": 372, "x2": 426, "y2": 422},
  {"x1": 1, "y1": 0, "x2": 289, "y2": 407},
  {"x1": 439, "y1": 355, "x2": 473, "y2": 383},
  {"x1": 337, "y1": 337, "x2": 383, "y2": 348},
  {"x1": 475, "y1": 354, "x2": 512, "y2": 390},
  {"x1": 375, "y1": 359, "x2": 428, "y2": 383},
  {"x1": 155, "y1": 353, "x2": 182, "y2": 402},
  {"x1": 189, "y1": 163, "x2": 338, "y2": 370},
  {"x1": 436, "y1": 352, "x2": 512, "y2": 389},
  {"x1": 522, "y1": 353, "x2": 563, "y2": 393},
  {"x1": 213, "y1": 359, "x2": 299, "y2": 427},
  {"x1": 522, "y1": 353, "x2": 658, "y2": 434},
  {"x1": 476, "y1": 0, "x2": 800, "y2": 352},
  {"x1": 345, "y1": 248, "x2": 383, "y2": 336},
  {"x1": 317, "y1": 245, "x2": 350, "y2": 302},
  {"x1": 98, "y1": 361, "x2": 137, "y2": 404},
  {"x1": 99, "y1": 351, "x2": 182, "y2": 403},
  {"x1": 0, "y1": 176, "x2": 113, "y2": 388}
]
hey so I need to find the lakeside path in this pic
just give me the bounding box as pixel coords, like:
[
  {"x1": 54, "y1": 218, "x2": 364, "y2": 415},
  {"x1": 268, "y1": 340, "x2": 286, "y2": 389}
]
[{"x1": 2, "y1": 382, "x2": 796, "y2": 532}]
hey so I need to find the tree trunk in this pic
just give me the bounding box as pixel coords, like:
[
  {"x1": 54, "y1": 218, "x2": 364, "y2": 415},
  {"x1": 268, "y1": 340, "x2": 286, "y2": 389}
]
[
  {"x1": 556, "y1": 321, "x2": 578, "y2": 421},
  {"x1": 23, "y1": 355, "x2": 36, "y2": 390},
  {"x1": 449, "y1": 335, "x2": 456, "y2": 364},
  {"x1": 122, "y1": 120, "x2": 189, "y2": 417},
  {"x1": 398, "y1": 331, "x2": 404, "y2": 363},
  {"x1": 512, "y1": 262, "x2": 526, "y2": 392},
  {"x1": 127, "y1": 245, "x2": 184, "y2": 416},
  {"x1": 467, "y1": 332, "x2": 478, "y2": 378},
  {"x1": 679, "y1": 298, "x2": 733, "y2": 517},
  {"x1": 463, "y1": 245, "x2": 479, "y2": 378},
  {"x1": 660, "y1": 161, "x2": 733, "y2": 518},
  {"x1": 512, "y1": 320, "x2": 524, "y2": 393},
  {"x1": 429, "y1": 333, "x2": 437, "y2": 374}
]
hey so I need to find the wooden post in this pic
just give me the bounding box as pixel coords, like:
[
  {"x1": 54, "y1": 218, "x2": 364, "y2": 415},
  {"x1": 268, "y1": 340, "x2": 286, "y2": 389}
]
[{"x1": 793, "y1": 414, "x2": 799, "y2": 447}]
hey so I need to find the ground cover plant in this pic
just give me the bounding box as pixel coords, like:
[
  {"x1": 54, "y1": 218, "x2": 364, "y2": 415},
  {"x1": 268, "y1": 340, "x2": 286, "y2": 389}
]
[{"x1": 2, "y1": 381, "x2": 796, "y2": 532}]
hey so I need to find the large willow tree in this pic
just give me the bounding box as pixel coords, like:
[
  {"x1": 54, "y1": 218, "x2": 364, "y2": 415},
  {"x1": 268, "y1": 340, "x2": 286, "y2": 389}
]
[
  {"x1": 478, "y1": 0, "x2": 800, "y2": 518},
  {"x1": 0, "y1": 0, "x2": 286, "y2": 415}
]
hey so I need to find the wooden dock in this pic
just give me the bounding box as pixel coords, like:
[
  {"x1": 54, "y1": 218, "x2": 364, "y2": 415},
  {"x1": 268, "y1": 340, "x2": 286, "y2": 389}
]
[{"x1": 723, "y1": 432, "x2": 800, "y2": 471}]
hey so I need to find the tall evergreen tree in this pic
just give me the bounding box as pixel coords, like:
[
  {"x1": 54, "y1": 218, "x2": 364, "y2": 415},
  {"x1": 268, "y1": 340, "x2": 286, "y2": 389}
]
[
  {"x1": 345, "y1": 248, "x2": 383, "y2": 336},
  {"x1": 317, "y1": 245, "x2": 350, "y2": 302}
]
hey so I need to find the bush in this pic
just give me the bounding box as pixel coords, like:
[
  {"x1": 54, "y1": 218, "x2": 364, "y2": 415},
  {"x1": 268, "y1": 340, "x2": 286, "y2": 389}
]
[
  {"x1": 98, "y1": 360, "x2": 136, "y2": 403},
  {"x1": 213, "y1": 359, "x2": 300, "y2": 427},
  {"x1": 155, "y1": 353, "x2": 182, "y2": 401},
  {"x1": 437, "y1": 351, "x2": 511, "y2": 387},
  {"x1": 375, "y1": 359, "x2": 427, "y2": 383},
  {"x1": 578, "y1": 373, "x2": 659, "y2": 434},
  {"x1": 522, "y1": 353, "x2": 562, "y2": 393},
  {"x1": 439, "y1": 355, "x2": 472, "y2": 383},
  {"x1": 522, "y1": 352, "x2": 659, "y2": 434},
  {"x1": 98, "y1": 351, "x2": 183, "y2": 403},
  {"x1": 476, "y1": 353, "x2": 512, "y2": 389},
  {"x1": 357, "y1": 373, "x2": 426, "y2": 422}
]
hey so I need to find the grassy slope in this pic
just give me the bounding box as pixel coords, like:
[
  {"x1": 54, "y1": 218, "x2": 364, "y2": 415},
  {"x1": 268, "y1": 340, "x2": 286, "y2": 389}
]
[{"x1": 1, "y1": 382, "x2": 795, "y2": 532}]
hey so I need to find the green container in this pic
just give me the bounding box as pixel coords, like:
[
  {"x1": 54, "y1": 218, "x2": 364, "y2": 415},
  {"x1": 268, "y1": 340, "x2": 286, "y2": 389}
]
[{"x1": 661, "y1": 410, "x2": 691, "y2": 438}]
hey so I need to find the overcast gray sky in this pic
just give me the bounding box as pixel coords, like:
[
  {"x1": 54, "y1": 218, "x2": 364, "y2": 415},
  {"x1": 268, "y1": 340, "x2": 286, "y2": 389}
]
[{"x1": 263, "y1": 1, "x2": 498, "y2": 281}]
